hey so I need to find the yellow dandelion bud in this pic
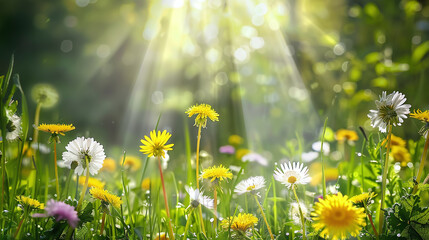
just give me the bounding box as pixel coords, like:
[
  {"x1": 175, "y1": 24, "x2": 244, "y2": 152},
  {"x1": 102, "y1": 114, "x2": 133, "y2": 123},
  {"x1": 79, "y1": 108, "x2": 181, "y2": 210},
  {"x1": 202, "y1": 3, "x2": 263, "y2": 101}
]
[{"x1": 186, "y1": 103, "x2": 219, "y2": 128}]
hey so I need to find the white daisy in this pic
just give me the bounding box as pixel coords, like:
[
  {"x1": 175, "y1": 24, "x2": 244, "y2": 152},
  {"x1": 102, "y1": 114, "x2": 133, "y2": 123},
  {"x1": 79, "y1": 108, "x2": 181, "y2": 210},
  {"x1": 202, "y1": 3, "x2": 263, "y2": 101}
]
[
  {"x1": 242, "y1": 153, "x2": 268, "y2": 166},
  {"x1": 6, "y1": 110, "x2": 21, "y2": 141},
  {"x1": 62, "y1": 137, "x2": 106, "y2": 176},
  {"x1": 273, "y1": 162, "x2": 311, "y2": 189},
  {"x1": 301, "y1": 151, "x2": 319, "y2": 162},
  {"x1": 311, "y1": 141, "x2": 330, "y2": 155},
  {"x1": 368, "y1": 91, "x2": 411, "y2": 132},
  {"x1": 290, "y1": 202, "x2": 309, "y2": 225},
  {"x1": 185, "y1": 186, "x2": 214, "y2": 209},
  {"x1": 234, "y1": 176, "x2": 266, "y2": 196}
]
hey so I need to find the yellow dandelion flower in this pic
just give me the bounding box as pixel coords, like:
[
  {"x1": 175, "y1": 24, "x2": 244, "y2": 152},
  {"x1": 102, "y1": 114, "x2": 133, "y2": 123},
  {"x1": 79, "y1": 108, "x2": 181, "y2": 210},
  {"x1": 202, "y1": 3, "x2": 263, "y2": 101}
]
[
  {"x1": 310, "y1": 163, "x2": 338, "y2": 186},
  {"x1": 101, "y1": 158, "x2": 117, "y2": 172},
  {"x1": 235, "y1": 148, "x2": 250, "y2": 160},
  {"x1": 17, "y1": 196, "x2": 44, "y2": 209},
  {"x1": 228, "y1": 135, "x2": 243, "y2": 145},
  {"x1": 77, "y1": 176, "x2": 105, "y2": 189},
  {"x1": 185, "y1": 103, "x2": 219, "y2": 128},
  {"x1": 139, "y1": 130, "x2": 174, "y2": 158},
  {"x1": 335, "y1": 129, "x2": 358, "y2": 142},
  {"x1": 221, "y1": 213, "x2": 258, "y2": 232},
  {"x1": 22, "y1": 143, "x2": 34, "y2": 158},
  {"x1": 121, "y1": 155, "x2": 142, "y2": 171},
  {"x1": 141, "y1": 178, "x2": 151, "y2": 191},
  {"x1": 349, "y1": 192, "x2": 376, "y2": 205},
  {"x1": 390, "y1": 146, "x2": 411, "y2": 167},
  {"x1": 89, "y1": 188, "x2": 122, "y2": 209},
  {"x1": 38, "y1": 124, "x2": 75, "y2": 136},
  {"x1": 410, "y1": 109, "x2": 429, "y2": 123},
  {"x1": 381, "y1": 134, "x2": 406, "y2": 148},
  {"x1": 312, "y1": 193, "x2": 366, "y2": 240},
  {"x1": 154, "y1": 232, "x2": 169, "y2": 240},
  {"x1": 201, "y1": 165, "x2": 233, "y2": 183}
]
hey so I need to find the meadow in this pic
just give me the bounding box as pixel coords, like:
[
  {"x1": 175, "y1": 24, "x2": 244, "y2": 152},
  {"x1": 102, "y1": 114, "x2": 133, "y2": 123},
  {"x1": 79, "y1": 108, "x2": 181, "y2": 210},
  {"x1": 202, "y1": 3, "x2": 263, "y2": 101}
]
[
  {"x1": 1, "y1": 1, "x2": 429, "y2": 239},
  {"x1": 1, "y1": 56, "x2": 429, "y2": 240}
]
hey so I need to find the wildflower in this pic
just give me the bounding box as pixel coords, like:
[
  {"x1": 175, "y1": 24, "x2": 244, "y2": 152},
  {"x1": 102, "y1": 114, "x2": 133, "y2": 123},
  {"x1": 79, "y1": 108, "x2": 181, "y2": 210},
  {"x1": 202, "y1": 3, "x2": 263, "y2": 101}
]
[
  {"x1": 235, "y1": 148, "x2": 250, "y2": 160},
  {"x1": 185, "y1": 186, "x2": 214, "y2": 209},
  {"x1": 121, "y1": 155, "x2": 142, "y2": 171},
  {"x1": 381, "y1": 134, "x2": 406, "y2": 148},
  {"x1": 219, "y1": 145, "x2": 235, "y2": 154},
  {"x1": 62, "y1": 137, "x2": 106, "y2": 176},
  {"x1": 38, "y1": 124, "x2": 75, "y2": 136},
  {"x1": 290, "y1": 202, "x2": 308, "y2": 225},
  {"x1": 5, "y1": 110, "x2": 21, "y2": 141},
  {"x1": 31, "y1": 83, "x2": 59, "y2": 108},
  {"x1": 141, "y1": 178, "x2": 151, "y2": 191},
  {"x1": 101, "y1": 158, "x2": 116, "y2": 172},
  {"x1": 139, "y1": 130, "x2": 174, "y2": 158},
  {"x1": 32, "y1": 200, "x2": 79, "y2": 228},
  {"x1": 228, "y1": 135, "x2": 243, "y2": 145},
  {"x1": 390, "y1": 146, "x2": 411, "y2": 167},
  {"x1": 335, "y1": 129, "x2": 358, "y2": 143},
  {"x1": 368, "y1": 91, "x2": 411, "y2": 132},
  {"x1": 273, "y1": 162, "x2": 311, "y2": 189},
  {"x1": 301, "y1": 151, "x2": 319, "y2": 162},
  {"x1": 242, "y1": 152, "x2": 268, "y2": 166},
  {"x1": 154, "y1": 232, "x2": 169, "y2": 240},
  {"x1": 77, "y1": 176, "x2": 105, "y2": 189},
  {"x1": 312, "y1": 141, "x2": 330, "y2": 155},
  {"x1": 411, "y1": 109, "x2": 429, "y2": 122},
  {"x1": 186, "y1": 103, "x2": 219, "y2": 128},
  {"x1": 89, "y1": 188, "x2": 122, "y2": 209},
  {"x1": 309, "y1": 163, "x2": 338, "y2": 186},
  {"x1": 16, "y1": 196, "x2": 44, "y2": 210},
  {"x1": 234, "y1": 176, "x2": 265, "y2": 195},
  {"x1": 349, "y1": 192, "x2": 376, "y2": 206},
  {"x1": 410, "y1": 109, "x2": 429, "y2": 135},
  {"x1": 312, "y1": 193, "x2": 366, "y2": 240},
  {"x1": 201, "y1": 164, "x2": 233, "y2": 183},
  {"x1": 221, "y1": 213, "x2": 258, "y2": 232}
]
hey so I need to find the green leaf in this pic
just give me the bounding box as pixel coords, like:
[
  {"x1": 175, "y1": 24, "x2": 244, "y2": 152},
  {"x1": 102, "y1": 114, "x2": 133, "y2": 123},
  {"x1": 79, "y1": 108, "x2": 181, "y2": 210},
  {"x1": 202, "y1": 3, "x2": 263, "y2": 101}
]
[
  {"x1": 78, "y1": 202, "x2": 94, "y2": 227},
  {"x1": 386, "y1": 193, "x2": 429, "y2": 239},
  {"x1": 412, "y1": 41, "x2": 429, "y2": 63}
]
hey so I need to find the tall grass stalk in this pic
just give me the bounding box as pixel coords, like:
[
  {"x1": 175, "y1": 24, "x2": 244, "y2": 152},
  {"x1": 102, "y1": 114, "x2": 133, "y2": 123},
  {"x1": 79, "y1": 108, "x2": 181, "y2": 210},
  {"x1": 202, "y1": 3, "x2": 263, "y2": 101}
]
[
  {"x1": 320, "y1": 117, "x2": 328, "y2": 198},
  {"x1": 157, "y1": 156, "x2": 175, "y2": 240},
  {"x1": 412, "y1": 132, "x2": 429, "y2": 194},
  {"x1": 253, "y1": 195, "x2": 274, "y2": 240},
  {"x1": 378, "y1": 123, "x2": 392, "y2": 234},
  {"x1": 292, "y1": 186, "x2": 306, "y2": 240}
]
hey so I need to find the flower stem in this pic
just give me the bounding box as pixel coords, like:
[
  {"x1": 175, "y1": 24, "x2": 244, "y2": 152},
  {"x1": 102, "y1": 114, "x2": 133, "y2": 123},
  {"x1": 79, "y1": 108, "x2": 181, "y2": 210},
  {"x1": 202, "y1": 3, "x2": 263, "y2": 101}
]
[
  {"x1": 196, "y1": 124, "x2": 202, "y2": 189},
  {"x1": 77, "y1": 156, "x2": 90, "y2": 212},
  {"x1": 214, "y1": 187, "x2": 218, "y2": 231},
  {"x1": 367, "y1": 212, "x2": 378, "y2": 236},
  {"x1": 378, "y1": 123, "x2": 392, "y2": 234},
  {"x1": 100, "y1": 212, "x2": 106, "y2": 235},
  {"x1": 253, "y1": 195, "x2": 274, "y2": 240},
  {"x1": 158, "y1": 156, "x2": 175, "y2": 240},
  {"x1": 292, "y1": 186, "x2": 306, "y2": 240},
  {"x1": 321, "y1": 117, "x2": 328, "y2": 198},
  {"x1": 412, "y1": 132, "x2": 429, "y2": 194},
  {"x1": 14, "y1": 210, "x2": 27, "y2": 239},
  {"x1": 194, "y1": 125, "x2": 207, "y2": 236},
  {"x1": 33, "y1": 103, "x2": 42, "y2": 143},
  {"x1": 54, "y1": 140, "x2": 60, "y2": 200},
  {"x1": 182, "y1": 209, "x2": 194, "y2": 240}
]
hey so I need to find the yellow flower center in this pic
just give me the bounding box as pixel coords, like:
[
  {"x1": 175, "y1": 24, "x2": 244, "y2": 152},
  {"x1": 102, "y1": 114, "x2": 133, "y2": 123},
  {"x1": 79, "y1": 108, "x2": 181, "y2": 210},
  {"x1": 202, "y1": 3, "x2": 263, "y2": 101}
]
[
  {"x1": 288, "y1": 176, "x2": 297, "y2": 184},
  {"x1": 333, "y1": 210, "x2": 346, "y2": 221},
  {"x1": 246, "y1": 185, "x2": 256, "y2": 191}
]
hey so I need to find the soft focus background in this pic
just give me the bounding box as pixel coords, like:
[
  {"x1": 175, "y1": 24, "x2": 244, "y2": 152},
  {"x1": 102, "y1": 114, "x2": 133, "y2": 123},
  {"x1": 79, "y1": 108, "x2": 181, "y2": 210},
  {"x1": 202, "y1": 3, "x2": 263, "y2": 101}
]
[{"x1": 1, "y1": 0, "x2": 429, "y2": 162}]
